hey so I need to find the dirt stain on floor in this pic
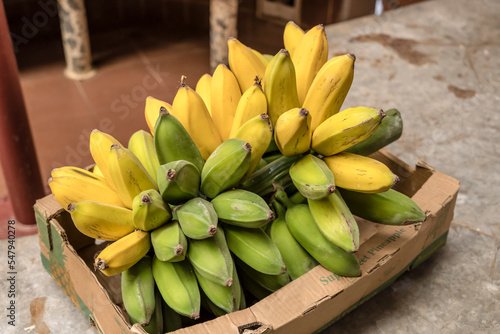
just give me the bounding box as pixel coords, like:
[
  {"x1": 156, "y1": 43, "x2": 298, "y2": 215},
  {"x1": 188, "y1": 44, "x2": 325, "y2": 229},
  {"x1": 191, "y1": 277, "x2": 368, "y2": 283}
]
[
  {"x1": 350, "y1": 33, "x2": 432, "y2": 66},
  {"x1": 447, "y1": 85, "x2": 476, "y2": 99}
]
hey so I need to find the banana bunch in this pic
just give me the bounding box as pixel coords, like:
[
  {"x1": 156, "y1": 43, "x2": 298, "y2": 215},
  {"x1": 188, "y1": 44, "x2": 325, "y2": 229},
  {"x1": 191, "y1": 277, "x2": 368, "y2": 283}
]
[{"x1": 47, "y1": 19, "x2": 430, "y2": 332}]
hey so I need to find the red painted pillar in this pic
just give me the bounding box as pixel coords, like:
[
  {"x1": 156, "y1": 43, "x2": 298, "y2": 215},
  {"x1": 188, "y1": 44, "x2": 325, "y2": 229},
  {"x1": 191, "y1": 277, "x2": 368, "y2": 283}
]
[{"x1": 0, "y1": 0, "x2": 45, "y2": 227}]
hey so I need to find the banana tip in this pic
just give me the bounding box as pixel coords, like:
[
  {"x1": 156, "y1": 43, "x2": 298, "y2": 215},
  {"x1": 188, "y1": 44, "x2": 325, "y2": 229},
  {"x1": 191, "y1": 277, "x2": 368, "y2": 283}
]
[
  {"x1": 94, "y1": 258, "x2": 107, "y2": 271},
  {"x1": 167, "y1": 169, "x2": 176, "y2": 181},
  {"x1": 225, "y1": 278, "x2": 233, "y2": 287},
  {"x1": 174, "y1": 244, "x2": 184, "y2": 255},
  {"x1": 67, "y1": 203, "x2": 75, "y2": 212},
  {"x1": 281, "y1": 266, "x2": 287, "y2": 275},
  {"x1": 299, "y1": 108, "x2": 309, "y2": 117},
  {"x1": 243, "y1": 142, "x2": 252, "y2": 153},
  {"x1": 267, "y1": 210, "x2": 275, "y2": 221},
  {"x1": 208, "y1": 225, "x2": 217, "y2": 235},
  {"x1": 327, "y1": 184, "x2": 336, "y2": 194},
  {"x1": 348, "y1": 53, "x2": 356, "y2": 61},
  {"x1": 159, "y1": 106, "x2": 169, "y2": 115},
  {"x1": 191, "y1": 312, "x2": 200, "y2": 320},
  {"x1": 141, "y1": 194, "x2": 152, "y2": 204}
]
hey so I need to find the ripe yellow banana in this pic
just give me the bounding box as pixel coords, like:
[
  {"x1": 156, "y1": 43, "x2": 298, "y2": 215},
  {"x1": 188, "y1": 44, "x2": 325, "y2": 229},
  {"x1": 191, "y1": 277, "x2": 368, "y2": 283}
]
[
  {"x1": 323, "y1": 152, "x2": 399, "y2": 193},
  {"x1": 132, "y1": 189, "x2": 172, "y2": 231},
  {"x1": 94, "y1": 229, "x2": 151, "y2": 276},
  {"x1": 171, "y1": 76, "x2": 222, "y2": 160},
  {"x1": 210, "y1": 64, "x2": 242, "y2": 141},
  {"x1": 106, "y1": 144, "x2": 158, "y2": 208},
  {"x1": 312, "y1": 106, "x2": 385, "y2": 156},
  {"x1": 195, "y1": 73, "x2": 212, "y2": 115},
  {"x1": 292, "y1": 24, "x2": 328, "y2": 105},
  {"x1": 302, "y1": 53, "x2": 355, "y2": 132},
  {"x1": 49, "y1": 166, "x2": 124, "y2": 208},
  {"x1": 263, "y1": 49, "x2": 300, "y2": 126},
  {"x1": 145, "y1": 96, "x2": 172, "y2": 135},
  {"x1": 89, "y1": 129, "x2": 122, "y2": 190},
  {"x1": 128, "y1": 129, "x2": 160, "y2": 184},
  {"x1": 233, "y1": 113, "x2": 273, "y2": 180},
  {"x1": 229, "y1": 78, "x2": 267, "y2": 138},
  {"x1": 274, "y1": 107, "x2": 312, "y2": 157},
  {"x1": 283, "y1": 21, "x2": 304, "y2": 58},
  {"x1": 227, "y1": 37, "x2": 267, "y2": 92},
  {"x1": 92, "y1": 164, "x2": 104, "y2": 177},
  {"x1": 67, "y1": 200, "x2": 135, "y2": 240}
]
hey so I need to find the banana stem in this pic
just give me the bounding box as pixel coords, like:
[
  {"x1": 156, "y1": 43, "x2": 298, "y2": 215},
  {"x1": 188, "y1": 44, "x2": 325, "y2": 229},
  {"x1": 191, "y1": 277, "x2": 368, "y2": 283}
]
[{"x1": 274, "y1": 189, "x2": 295, "y2": 209}]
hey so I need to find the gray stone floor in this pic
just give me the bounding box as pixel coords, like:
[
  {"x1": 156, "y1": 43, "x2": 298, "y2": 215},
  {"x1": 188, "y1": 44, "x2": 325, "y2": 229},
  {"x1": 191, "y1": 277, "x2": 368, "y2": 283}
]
[{"x1": 1, "y1": 0, "x2": 499, "y2": 333}]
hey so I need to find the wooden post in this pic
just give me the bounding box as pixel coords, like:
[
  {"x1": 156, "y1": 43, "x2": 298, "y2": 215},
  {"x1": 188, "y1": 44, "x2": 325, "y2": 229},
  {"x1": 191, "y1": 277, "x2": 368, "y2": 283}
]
[
  {"x1": 57, "y1": 0, "x2": 95, "y2": 80},
  {"x1": 0, "y1": 0, "x2": 45, "y2": 226},
  {"x1": 209, "y1": 0, "x2": 238, "y2": 72}
]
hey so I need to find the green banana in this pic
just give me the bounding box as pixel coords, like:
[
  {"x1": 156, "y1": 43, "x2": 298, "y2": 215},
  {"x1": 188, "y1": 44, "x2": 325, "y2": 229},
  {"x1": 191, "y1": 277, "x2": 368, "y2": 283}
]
[
  {"x1": 157, "y1": 160, "x2": 200, "y2": 205},
  {"x1": 128, "y1": 129, "x2": 160, "y2": 184},
  {"x1": 307, "y1": 191, "x2": 360, "y2": 253},
  {"x1": 150, "y1": 221, "x2": 187, "y2": 262},
  {"x1": 107, "y1": 144, "x2": 158, "y2": 208},
  {"x1": 269, "y1": 201, "x2": 318, "y2": 280},
  {"x1": 277, "y1": 192, "x2": 360, "y2": 277},
  {"x1": 175, "y1": 197, "x2": 218, "y2": 239},
  {"x1": 200, "y1": 138, "x2": 252, "y2": 199},
  {"x1": 234, "y1": 257, "x2": 290, "y2": 293},
  {"x1": 240, "y1": 154, "x2": 302, "y2": 197},
  {"x1": 152, "y1": 257, "x2": 201, "y2": 320},
  {"x1": 132, "y1": 189, "x2": 172, "y2": 231},
  {"x1": 161, "y1": 299, "x2": 183, "y2": 333},
  {"x1": 223, "y1": 224, "x2": 286, "y2": 276},
  {"x1": 288, "y1": 154, "x2": 336, "y2": 200},
  {"x1": 121, "y1": 256, "x2": 156, "y2": 326},
  {"x1": 237, "y1": 268, "x2": 271, "y2": 300},
  {"x1": 186, "y1": 226, "x2": 234, "y2": 287},
  {"x1": 141, "y1": 289, "x2": 163, "y2": 334},
  {"x1": 345, "y1": 108, "x2": 403, "y2": 156},
  {"x1": 211, "y1": 189, "x2": 274, "y2": 228},
  {"x1": 194, "y1": 263, "x2": 241, "y2": 314},
  {"x1": 154, "y1": 106, "x2": 204, "y2": 173},
  {"x1": 338, "y1": 188, "x2": 426, "y2": 225}
]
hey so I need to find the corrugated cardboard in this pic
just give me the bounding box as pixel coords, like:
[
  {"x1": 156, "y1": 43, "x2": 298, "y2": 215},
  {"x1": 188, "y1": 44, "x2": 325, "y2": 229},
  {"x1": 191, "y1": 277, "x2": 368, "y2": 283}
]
[{"x1": 34, "y1": 149, "x2": 459, "y2": 334}]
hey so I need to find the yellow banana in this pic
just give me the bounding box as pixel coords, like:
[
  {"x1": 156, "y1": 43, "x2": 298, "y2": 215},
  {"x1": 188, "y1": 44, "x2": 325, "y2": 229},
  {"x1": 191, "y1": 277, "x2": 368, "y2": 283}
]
[
  {"x1": 94, "y1": 229, "x2": 151, "y2": 276},
  {"x1": 274, "y1": 107, "x2": 312, "y2": 157},
  {"x1": 49, "y1": 166, "x2": 124, "y2": 208},
  {"x1": 106, "y1": 144, "x2": 158, "y2": 208},
  {"x1": 92, "y1": 164, "x2": 104, "y2": 177},
  {"x1": 89, "y1": 129, "x2": 122, "y2": 190},
  {"x1": 171, "y1": 76, "x2": 223, "y2": 160},
  {"x1": 229, "y1": 78, "x2": 267, "y2": 138},
  {"x1": 302, "y1": 53, "x2": 356, "y2": 132},
  {"x1": 292, "y1": 24, "x2": 328, "y2": 105},
  {"x1": 145, "y1": 96, "x2": 172, "y2": 135},
  {"x1": 67, "y1": 200, "x2": 135, "y2": 240},
  {"x1": 250, "y1": 47, "x2": 269, "y2": 67},
  {"x1": 283, "y1": 20, "x2": 304, "y2": 58},
  {"x1": 195, "y1": 73, "x2": 212, "y2": 115},
  {"x1": 233, "y1": 113, "x2": 273, "y2": 180},
  {"x1": 227, "y1": 37, "x2": 267, "y2": 92},
  {"x1": 323, "y1": 152, "x2": 399, "y2": 193},
  {"x1": 210, "y1": 64, "x2": 242, "y2": 141},
  {"x1": 263, "y1": 49, "x2": 300, "y2": 126},
  {"x1": 128, "y1": 129, "x2": 160, "y2": 184},
  {"x1": 312, "y1": 106, "x2": 385, "y2": 156}
]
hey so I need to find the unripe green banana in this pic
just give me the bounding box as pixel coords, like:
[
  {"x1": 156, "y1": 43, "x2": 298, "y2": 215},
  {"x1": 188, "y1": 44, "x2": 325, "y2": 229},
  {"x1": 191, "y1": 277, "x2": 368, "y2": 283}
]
[
  {"x1": 240, "y1": 154, "x2": 302, "y2": 197},
  {"x1": 175, "y1": 197, "x2": 218, "y2": 240},
  {"x1": 157, "y1": 160, "x2": 200, "y2": 205},
  {"x1": 67, "y1": 200, "x2": 135, "y2": 241},
  {"x1": 307, "y1": 191, "x2": 360, "y2": 253},
  {"x1": 151, "y1": 220, "x2": 187, "y2": 262},
  {"x1": 234, "y1": 257, "x2": 290, "y2": 293},
  {"x1": 237, "y1": 267, "x2": 271, "y2": 300},
  {"x1": 211, "y1": 189, "x2": 274, "y2": 228},
  {"x1": 289, "y1": 154, "x2": 336, "y2": 200},
  {"x1": 132, "y1": 189, "x2": 172, "y2": 231},
  {"x1": 140, "y1": 289, "x2": 163, "y2": 334},
  {"x1": 121, "y1": 256, "x2": 155, "y2": 326},
  {"x1": 339, "y1": 188, "x2": 426, "y2": 225},
  {"x1": 311, "y1": 106, "x2": 385, "y2": 157},
  {"x1": 263, "y1": 49, "x2": 300, "y2": 126},
  {"x1": 152, "y1": 257, "x2": 201, "y2": 320},
  {"x1": 186, "y1": 225, "x2": 234, "y2": 287},
  {"x1": 269, "y1": 201, "x2": 318, "y2": 280},
  {"x1": 223, "y1": 224, "x2": 286, "y2": 276},
  {"x1": 128, "y1": 129, "x2": 161, "y2": 184},
  {"x1": 200, "y1": 138, "x2": 252, "y2": 199},
  {"x1": 345, "y1": 108, "x2": 403, "y2": 156},
  {"x1": 154, "y1": 106, "x2": 204, "y2": 173},
  {"x1": 194, "y1": 263, "x2": 241, "y2": 314},
  {"x1": 277, "y1": 193, "x2": 360, "y2": 277},
  {"x1": 107, "y1": 144, "x2": 158, "y2": 208}
]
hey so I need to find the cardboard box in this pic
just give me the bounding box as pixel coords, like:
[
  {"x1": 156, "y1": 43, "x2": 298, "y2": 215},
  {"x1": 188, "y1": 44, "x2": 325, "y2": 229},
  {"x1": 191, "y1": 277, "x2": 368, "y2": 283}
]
[{"x1": 34, "y1": 149, "x2": 459, "y2": 334}]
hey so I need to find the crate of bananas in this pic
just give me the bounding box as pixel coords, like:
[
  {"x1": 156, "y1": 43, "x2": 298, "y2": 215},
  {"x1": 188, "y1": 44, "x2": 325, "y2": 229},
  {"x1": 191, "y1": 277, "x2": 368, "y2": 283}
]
[{"x1": 42, "y1": 21, "x2": 450, "y2": 334}]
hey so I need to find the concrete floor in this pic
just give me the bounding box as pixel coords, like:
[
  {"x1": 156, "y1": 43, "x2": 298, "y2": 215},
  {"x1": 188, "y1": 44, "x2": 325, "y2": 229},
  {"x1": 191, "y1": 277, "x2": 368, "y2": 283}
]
[{"x1": 1, "y1": 0, "x2": 499, "y2": 333}]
